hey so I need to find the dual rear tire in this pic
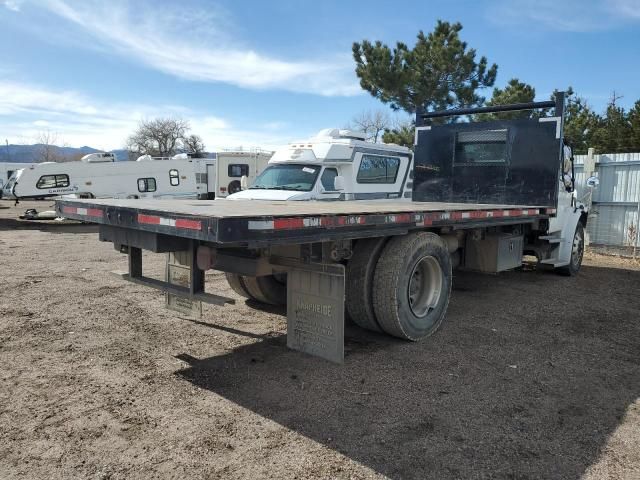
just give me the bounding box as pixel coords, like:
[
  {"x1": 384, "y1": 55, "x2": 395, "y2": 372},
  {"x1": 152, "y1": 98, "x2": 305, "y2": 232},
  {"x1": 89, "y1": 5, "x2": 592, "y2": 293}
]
[
  {"x1": 225, "y1": 273, "x2": 287, "y2": 305},
  {"x1": 348, "y1": 232, "x2": 452, "y2": 341},
  {"x1": 226, "y1": 232, "x2": 453, "y2": 341}
]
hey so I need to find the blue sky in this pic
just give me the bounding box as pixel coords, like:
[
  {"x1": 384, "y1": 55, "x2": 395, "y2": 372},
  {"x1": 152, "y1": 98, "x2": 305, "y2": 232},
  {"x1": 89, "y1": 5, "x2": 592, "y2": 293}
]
[{"x1": 1, "y1": 0, "x2": 639, "y2": 151}]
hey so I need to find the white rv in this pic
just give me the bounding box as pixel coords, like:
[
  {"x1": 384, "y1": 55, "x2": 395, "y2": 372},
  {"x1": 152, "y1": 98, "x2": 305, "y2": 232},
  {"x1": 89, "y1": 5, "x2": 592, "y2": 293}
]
[
  {"x1": 227, "y1": 129, "x2": 412, "y2": 202},
  {"x1": 2, "y1": 150, "x2": 273, "y2": 201},
  {"x1": 211, "y1": 150, "x2": 273, "y2": 198},
  {"x1": 0, "y1": 162, "x2": 36, "y2": 197},
  {"x1": 2, "y1": 153, "x2": 201, "y2": 200}
]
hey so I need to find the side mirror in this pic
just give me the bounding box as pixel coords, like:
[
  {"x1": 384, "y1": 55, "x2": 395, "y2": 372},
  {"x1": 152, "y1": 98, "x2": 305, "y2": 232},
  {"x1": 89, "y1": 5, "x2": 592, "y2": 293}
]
[
  {"x1": 563, "y1": 144, "x2": 573, "y2": 160},
  {"x1": 240, "y1": 175, "x2": 248, "y2": 190},
  {"x1": 586, "y1": 176, "x2": 599, "y2": 188},
  {"x1": 333, "y1": 176, "x2": 346, "y2": 191}
]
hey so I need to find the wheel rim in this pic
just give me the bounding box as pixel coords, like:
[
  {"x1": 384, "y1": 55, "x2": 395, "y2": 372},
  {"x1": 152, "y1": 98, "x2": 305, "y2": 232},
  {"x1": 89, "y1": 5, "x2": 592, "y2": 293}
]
[
  {"x1": 572, "y1": 227, "x2": 584, "y2": 268},
  {"x1": 407, "y1": 255, "x2": 443, "y2": 318}
]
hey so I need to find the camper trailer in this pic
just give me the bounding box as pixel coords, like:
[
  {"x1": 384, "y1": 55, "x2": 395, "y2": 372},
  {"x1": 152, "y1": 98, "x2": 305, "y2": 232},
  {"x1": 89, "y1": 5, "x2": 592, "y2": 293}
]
[
  {"x1": 210, "y1": 150, "x2": 273, "y2": 198},
  {"x1": 2, "y1": 150, "x2": 273, "y2": 201},
  {"x1": 0, "y1": 162, "x2": 36, "y2": 198},
  {"x1": 2, "y1": 153, "x2": 200, "y2": 200}
]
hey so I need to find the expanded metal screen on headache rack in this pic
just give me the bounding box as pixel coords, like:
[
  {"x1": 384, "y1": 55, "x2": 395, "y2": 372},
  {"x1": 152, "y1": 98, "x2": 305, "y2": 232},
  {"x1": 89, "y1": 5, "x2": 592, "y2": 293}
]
[{"x1": 412, "y1": 96, "x2": 564, "y2": 207}]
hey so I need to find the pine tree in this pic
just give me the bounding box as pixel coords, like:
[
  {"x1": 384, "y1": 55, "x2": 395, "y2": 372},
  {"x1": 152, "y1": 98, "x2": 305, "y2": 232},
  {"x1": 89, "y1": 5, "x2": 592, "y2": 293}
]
[
  {"x1": 381, "y1": 122, "x2": 415, "y2": 147},
  {"x1": 477, "y1": 78, "x2": 536, "y2": 121},
  {"x1": 628, "y1": 100, "x2": 640, "y2": 152},
  {"x1": 353, "y1": 21, "x2": 497, "y2": 115},
  {"x1": 599, "y1": 104, "x2": 632, "y2": 153},
  {"x1": 561, "y1": 92, "x2": 602, "y2": 155}
]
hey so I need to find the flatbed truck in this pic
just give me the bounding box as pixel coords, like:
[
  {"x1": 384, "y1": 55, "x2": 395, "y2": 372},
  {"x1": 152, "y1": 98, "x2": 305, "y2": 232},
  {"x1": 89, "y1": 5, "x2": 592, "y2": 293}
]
[{"x1": 55, "y1": 95, "x2": 591, "y2": 363}]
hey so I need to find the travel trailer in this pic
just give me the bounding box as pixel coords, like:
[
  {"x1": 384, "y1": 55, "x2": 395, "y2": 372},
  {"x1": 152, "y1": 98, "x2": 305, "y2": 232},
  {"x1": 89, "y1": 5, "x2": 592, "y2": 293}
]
[
  {"x1": 2, "y1": 150, "x2": 273, "y2": 201},
  {"x1": 0, "y1": 162, "x2": 36, "y2": 198},
  {"x1": 2, "y1": 153, "x2": 199, "y2": 200},
  {"x1": 210, "y1": 149, "x2": 273, "y2": 198}
]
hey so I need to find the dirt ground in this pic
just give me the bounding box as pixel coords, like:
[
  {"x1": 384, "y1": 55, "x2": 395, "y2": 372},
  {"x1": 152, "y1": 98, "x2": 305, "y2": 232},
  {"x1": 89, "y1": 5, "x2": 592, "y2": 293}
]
[{"x1": 1, "y1": 199, "x2": 639, "y2": 480}]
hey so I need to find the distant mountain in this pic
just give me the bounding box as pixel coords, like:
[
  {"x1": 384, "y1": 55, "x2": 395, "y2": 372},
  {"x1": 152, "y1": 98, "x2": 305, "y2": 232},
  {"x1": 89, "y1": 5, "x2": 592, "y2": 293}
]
[
  {"x1": 110, "y1": 149, "x2": 131, "y2": 161},
  {"x1": 0, "y1": 144, "x2": 216, "y2": 163},
  {"x1": 0, "y1": 144, "x2": 129, "y2": 163}
]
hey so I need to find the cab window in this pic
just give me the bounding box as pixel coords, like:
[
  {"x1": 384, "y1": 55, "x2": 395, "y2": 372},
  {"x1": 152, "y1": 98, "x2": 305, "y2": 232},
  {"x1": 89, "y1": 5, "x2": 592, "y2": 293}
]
[
  {"x1": 320, "y1": 168, "x2": 338, "y2": 191},
  {"x1": 454, "y1": 130, "x2": 508, "y2": 165}
]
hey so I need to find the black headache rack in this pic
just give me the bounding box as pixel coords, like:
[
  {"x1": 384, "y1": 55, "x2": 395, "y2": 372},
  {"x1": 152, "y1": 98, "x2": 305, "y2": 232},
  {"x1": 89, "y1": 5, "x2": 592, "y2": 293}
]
[{"x1": 413, "y1": 94, "x2": 565, "y2": 208}]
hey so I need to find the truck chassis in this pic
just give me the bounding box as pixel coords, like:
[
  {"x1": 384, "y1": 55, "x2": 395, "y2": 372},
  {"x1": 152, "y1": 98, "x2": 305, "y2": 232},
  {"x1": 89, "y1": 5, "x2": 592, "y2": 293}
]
[
  {"x1": 54, "y1": 96, "x2": 587, "y2": 363},
  {"x1": 56, "y1": 198, "x2": 559, "y2": 363}
]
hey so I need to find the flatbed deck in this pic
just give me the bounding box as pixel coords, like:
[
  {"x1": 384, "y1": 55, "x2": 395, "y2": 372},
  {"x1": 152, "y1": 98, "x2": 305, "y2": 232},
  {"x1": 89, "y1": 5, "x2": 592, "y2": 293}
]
[{"x1": 56, "y1": 198, "x2": 555, "y2": 247}]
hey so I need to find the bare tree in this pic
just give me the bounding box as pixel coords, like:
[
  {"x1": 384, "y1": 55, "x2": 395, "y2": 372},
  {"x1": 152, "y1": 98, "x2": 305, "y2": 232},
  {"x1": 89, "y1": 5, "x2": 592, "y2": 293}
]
[
  {"x1": 182, "y1": 134, "x2": 206, "y2": 158},
  {"x1": 126, "y1": 118, "x2": 190, "y2": 157},
  {"x1": 35, "y1": 129, "x2": 67, "y2": 162},
  {"x1": 348, "y1": 110, "x2": 391, "y2": 143}
]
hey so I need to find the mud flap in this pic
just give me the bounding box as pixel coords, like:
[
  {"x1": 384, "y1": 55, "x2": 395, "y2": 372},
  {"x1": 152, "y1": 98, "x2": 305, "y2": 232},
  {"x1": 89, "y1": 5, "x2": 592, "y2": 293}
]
[
  {"x1": 286, "y1": 265, "x2": 345, "y2": 364},
  {"x1": 166, "y1": 250, "x2": 203, "y2": 318}
]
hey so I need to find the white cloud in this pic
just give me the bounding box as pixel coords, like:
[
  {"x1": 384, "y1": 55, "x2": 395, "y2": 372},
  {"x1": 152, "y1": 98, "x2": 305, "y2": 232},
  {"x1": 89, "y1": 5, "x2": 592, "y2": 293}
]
[
  {"x1": 487, "y1": 0, "x2": 640, "y2": 31},
  {"x1": 609, "y1": 0, "x2": 640, "y2": 18},
  {"x1": 0, "y1": 81, "x2": 294, "y2": 151},
  {"x1": 3, "y1": 0, "x2": 21, "y2": 12},
  {"x1": 33, "y1": 0, "x2": 360, "y2": 97}
]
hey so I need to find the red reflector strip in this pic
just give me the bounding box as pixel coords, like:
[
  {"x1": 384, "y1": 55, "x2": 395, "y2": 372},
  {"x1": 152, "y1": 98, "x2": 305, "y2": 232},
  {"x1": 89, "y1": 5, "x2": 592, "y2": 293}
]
[
  {"x1": 138, "y1": 214, "x2": 160, "y2": 225},
  {"x1": 175, "y1": 218, "x2": 202, "y2": 230},
  {"x1": 245, "y1": 208, "x2": 543, "y2": 231},
  {"x1": 137, "y1": 214, "x2": 201, "y2": 231},
  {"x1": 274, "y1": 217, "x2": 304, "y2": 230},
  {"x1": 61, "y1": 206, "x2": 103, "y2": 218},
  {"x1": 388, "y1": 213, "x2": 412, "y2": 224}
]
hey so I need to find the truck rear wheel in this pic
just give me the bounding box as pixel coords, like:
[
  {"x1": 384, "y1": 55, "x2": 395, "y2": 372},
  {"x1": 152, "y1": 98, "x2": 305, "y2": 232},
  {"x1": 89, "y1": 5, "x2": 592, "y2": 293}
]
[
  {"x1": 242, "y1": 274, "x2": 287, "y2": 306},
  {"x1": 556, "y1": 223, "x2": 585, "y2": 276},
  {"x1": 373, "y1": 232, "x2": 452, "y2": 340},
  {"x1": 225, "y1": 273, "x2": 251, "y2": 299},
  {"x1": 345, "y1": 237, "x2": 388, "y2": 332}
]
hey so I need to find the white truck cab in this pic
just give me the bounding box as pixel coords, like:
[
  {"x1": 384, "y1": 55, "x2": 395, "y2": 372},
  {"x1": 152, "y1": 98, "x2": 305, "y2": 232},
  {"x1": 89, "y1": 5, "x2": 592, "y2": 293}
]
[{"x1": 227, "y1": 128, "x2": 413, "y2": 201}]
